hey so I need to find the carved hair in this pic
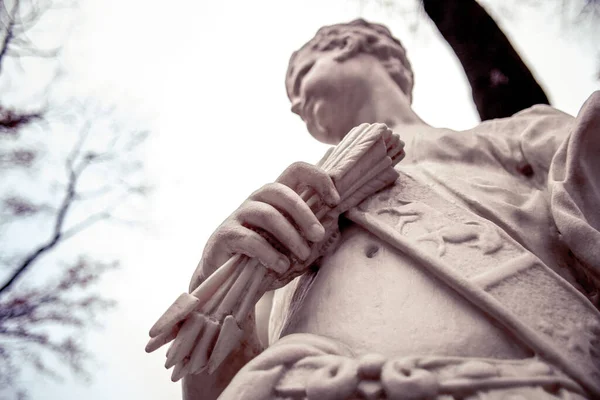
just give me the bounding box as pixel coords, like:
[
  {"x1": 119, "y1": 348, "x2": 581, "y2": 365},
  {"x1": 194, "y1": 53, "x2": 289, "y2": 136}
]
[{"x1": 285, "y1": 19, "x2": 414, "y2": 103}]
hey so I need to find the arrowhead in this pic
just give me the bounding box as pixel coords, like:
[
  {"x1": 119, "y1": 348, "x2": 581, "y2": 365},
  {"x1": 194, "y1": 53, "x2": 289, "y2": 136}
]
[
  {"x1": 164, "y1": 312, "x2": 205, "y2": 369},
  {"x1": 171, "y1": 359, "x2": 191, "y2": 382},
  {"x1": 207, "y1": 315, "x2": 244, "y2": 373},
  {"x1": 149, "y1": 292, "x2": 199, "y2": 338},
  {"x1": 145, "y1": 324, "x2": 179, "y2": 353},
  {"x1": 188, "y1": 315, "x2": 220, "y2": 374}
]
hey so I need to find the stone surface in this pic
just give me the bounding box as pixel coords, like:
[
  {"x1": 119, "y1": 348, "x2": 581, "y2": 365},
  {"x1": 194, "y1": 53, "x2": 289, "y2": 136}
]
[
  {"x1": 218, "y1": 333, "x2": 589, "y2": 400},
  {"x1": 150, "y1": 18, "x2": 600, "y2": 399}
]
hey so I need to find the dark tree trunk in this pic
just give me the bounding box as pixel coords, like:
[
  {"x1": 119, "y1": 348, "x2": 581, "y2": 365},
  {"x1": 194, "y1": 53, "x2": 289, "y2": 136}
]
[{"x1": 422, "y1": 0, "x2": 550, "y2": 120}]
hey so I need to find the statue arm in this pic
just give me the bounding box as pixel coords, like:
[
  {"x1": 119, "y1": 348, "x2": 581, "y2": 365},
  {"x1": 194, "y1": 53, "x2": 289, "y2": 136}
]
[
  {"x1": 180, "y1": 162, "x2": 339, "y2": 400},
  {"x1": 548, "y1": 91, "x2": 600, "y2": 299}
]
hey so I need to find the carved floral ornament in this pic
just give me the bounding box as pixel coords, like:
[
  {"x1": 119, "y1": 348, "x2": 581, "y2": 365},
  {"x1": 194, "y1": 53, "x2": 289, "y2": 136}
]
[{"x1": 218, "y1": 333, "x2": 587, "y2": 400}]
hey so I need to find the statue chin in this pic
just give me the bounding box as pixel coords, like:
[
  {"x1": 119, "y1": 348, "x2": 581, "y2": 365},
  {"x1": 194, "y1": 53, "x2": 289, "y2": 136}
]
[
  {"x1": 305, "y1": 104, "x2": 337, "y2": 145},
  {"x1": 305, "y1": 119, "x2": 328, "y2": 144},
  {"x1": 304, "y1": 97, "x2": 357, "y2": 145},
  {"x1": 307, "y1": 117, "x2": 351, "y2": 145}
]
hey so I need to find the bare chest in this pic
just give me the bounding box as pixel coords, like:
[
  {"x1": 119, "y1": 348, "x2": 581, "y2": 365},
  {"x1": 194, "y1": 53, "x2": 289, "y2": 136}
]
[{"x1": 279, "y1": 225, "x2": 530, "y2": 359}]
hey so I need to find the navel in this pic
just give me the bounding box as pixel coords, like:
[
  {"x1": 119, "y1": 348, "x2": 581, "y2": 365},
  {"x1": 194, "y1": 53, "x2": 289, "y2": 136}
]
[{"x1": 365, "y1": 244, "x2": 380, "y2": 258}]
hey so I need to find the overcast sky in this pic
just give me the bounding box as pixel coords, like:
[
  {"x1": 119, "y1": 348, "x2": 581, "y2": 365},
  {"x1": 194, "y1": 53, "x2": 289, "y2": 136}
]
[{"x1": 13, "y1": 0, "x2": 599, "y2": 399}]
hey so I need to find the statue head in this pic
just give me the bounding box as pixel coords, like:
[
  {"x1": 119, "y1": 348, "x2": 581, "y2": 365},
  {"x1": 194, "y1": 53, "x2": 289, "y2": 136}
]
[{"x1": 285, "y1": 19, "x2": 414, "y2": 144}]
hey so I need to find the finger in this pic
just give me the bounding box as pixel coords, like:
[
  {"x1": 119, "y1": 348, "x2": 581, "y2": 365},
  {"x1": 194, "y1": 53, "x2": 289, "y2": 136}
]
[
  {"x1": 250, "y1": 183, "x2": 325, "y2": 242},
  {"x1": 236, "y1": 201, "x2": 311, "y2": 261},
  {"x1": 385, "y1": 134, "x2": 405, "y2": 163},
  {"x1": 277, "y1": 162, "x2": 340, "y2": 207},
  {"x1": 386, "y1": 133, "x2": 403, "y2": 151},
  {"x1": 196, "y1": 221, "x2": 246, "y2": 283},
  {"x1": 221, "y1": 225, "x2": 290, "y2": 274}
]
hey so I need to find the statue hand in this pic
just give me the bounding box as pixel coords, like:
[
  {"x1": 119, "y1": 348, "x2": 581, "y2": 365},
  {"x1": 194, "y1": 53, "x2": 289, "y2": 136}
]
[{"x1": 190, "y1": 162, "x2": 340, "y2": 291}]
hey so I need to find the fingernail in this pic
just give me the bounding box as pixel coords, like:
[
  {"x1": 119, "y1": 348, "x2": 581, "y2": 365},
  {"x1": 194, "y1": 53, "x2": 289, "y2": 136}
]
[
  {"x1": 309, "y1": 223, "x2": 325, "y2": 241},
  {"x1": 300, "y1": 245, "x2": 311, "y2": 261},
  {"x1": 329, "y1": 190, "x2": 341, "y2": 206},
  {"x1": 275, "y1": 257, "x2": 289, "y2": 274}
]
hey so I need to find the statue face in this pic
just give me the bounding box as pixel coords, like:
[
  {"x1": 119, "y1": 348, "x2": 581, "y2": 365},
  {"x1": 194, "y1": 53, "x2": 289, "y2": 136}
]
[{"x1": 290, "y1": 53, "x2": 376, "y2": 145}]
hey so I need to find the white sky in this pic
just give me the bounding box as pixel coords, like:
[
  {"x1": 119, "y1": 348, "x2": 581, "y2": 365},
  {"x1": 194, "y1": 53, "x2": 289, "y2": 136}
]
[{"x1": 13, "y1": 0, "x2": 599, "y2": 399}]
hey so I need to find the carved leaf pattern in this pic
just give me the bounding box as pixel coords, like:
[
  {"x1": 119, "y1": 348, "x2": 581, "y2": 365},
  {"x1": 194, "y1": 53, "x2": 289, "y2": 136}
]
[
  {"x1": 261, "y1": 353, "x2": 583, "y2": 400},
  {"x1": 538, "y1": 319, "x2": 600, "y2": 369},
  {"x1": 377, "y1": 202, "x2": 503, "y2": 257}
]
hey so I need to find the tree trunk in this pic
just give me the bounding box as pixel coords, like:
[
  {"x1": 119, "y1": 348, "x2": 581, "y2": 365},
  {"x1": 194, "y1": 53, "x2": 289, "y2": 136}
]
[{"x1": 422, "y1": 0, "x2": 550, "y2": 120}]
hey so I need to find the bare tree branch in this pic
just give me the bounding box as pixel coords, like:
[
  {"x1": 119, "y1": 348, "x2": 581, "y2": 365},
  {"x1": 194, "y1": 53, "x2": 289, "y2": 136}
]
[
  {"x1": 0, "y1": 105, "x2": 43, "y2": 134},
  {"x1": 0, "y1": 163, "x2": 76, "y2": 293},
  {"x1": 421, "y1": 0, "x2": 550, "y2": 120},
  {"x1": 0, "y1": 147, "x2": 110, "y2": 293},
  {"x1": 0, "y1": 0, "x2": 148, "y2": 397},
  {"x1": 0, "y1": 0, "x2": 18, "y2": 75},
  {"x1": 0, "y1": 256, "x2": 119, "y2": 393},
  {"x1": 0, "y1": 17, "x2": 15, "y2": 75},
  {"x1": 0, "y1": 123, "x2": 97, "y2": 294},
  {"x1": 0, "y1": 0, "x2": 71, "y2": 75},
  {"x1": 7, "y1": 43, "x2": 59, "y2": 58},
  {"x1": 65, "y1": 119, "x2": 92, "y2": 170}
]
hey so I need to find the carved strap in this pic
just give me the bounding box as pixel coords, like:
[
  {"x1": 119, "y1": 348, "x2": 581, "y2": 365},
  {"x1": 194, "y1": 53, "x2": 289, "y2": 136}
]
[{"x1": 345, "y1": 169, "x2": 600, "y2": 398}]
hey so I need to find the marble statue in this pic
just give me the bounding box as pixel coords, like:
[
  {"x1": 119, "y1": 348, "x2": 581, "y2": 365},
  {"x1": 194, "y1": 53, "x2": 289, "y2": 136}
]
[{"x1": 148, "y1": 19, "x2": 600, "y2": 399}]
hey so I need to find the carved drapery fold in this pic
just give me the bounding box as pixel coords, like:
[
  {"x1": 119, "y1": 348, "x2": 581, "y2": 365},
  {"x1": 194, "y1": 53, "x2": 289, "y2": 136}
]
[{"x1": 219, "y1": 333, "x2": 588, "y2": 400}]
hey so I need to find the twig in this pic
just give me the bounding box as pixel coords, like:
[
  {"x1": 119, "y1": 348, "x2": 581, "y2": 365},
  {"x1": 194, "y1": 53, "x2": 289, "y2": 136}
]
[
  {"x1": 0, "y1": 0, "x2": 17, "y2": 75},
  {"x1": 0, "y1": 152, "x2": 82, "y2": 294}
]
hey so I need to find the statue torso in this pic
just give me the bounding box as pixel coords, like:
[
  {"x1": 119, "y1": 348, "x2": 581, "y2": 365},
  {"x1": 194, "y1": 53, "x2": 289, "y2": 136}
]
[
  {"x1": 269, "y1": 107, "x2": 600, "y2": 392},
  {"x1": 279, "y1": 222, "x2": 531, "y2": 359},
  {"x1": 276, "y1": 155, "x2": 562, "y2": 358}
]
